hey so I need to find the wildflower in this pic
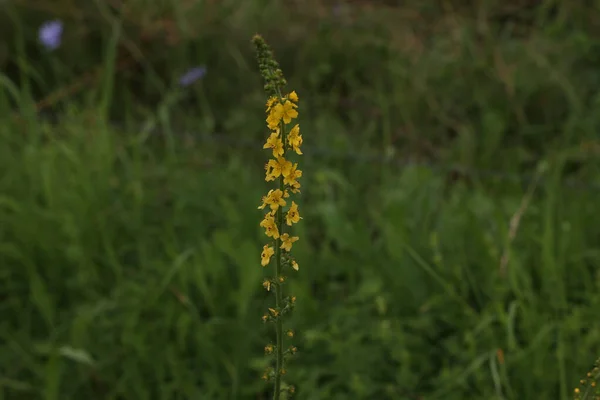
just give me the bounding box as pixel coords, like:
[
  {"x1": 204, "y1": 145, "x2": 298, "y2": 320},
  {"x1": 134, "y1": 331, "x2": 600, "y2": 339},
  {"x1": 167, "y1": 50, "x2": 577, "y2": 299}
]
[
  {"x1": 289, "y1": 181, "x2": 301, "y2": 194},
  {"x1": 254, "y1": 35, "x2": 303, "y2": 399},
  {"x1": 267, "y1": 110, "x2": 282, "y2": 131},
  {"x1": 39, "y1": 20, "x2": 63, "y2": 51},
  {"x1": 280, "y1": 233, "x2": 299, "y2": 251},
  {"x1": 266, "y1": 97, "x2": 278, "y2": 112},
  {"x1": 286, "y1": 202, "x2": 301, "y2": 226},
  {"x1": 278, "y1": 101, "x2": 298, "y2": 124},
  {"x1": 258, "y1": 189, "x2": 287, "y2": 212},
  {"x1": 283, "y1": 163, "x2": 302, "y2": 188},
  {"x1": 263, "y1": 279, "x2": 271, "y2": 291},
  {"x1": 261, "y1": 244, "x2": 275, "y2": 266},
  {"x1": 263, "y1": 132, "x2": 285, "y2": 158},
  {"x1": 260, "y1": 213, "x2": 279, "y2": 239},
  {"x1": 179, "y1": 66, "x2": 207, "y2": 86},
  {"x1": 257, "y1": 190, "x2": 273, "y2": 210},
  {"x1": 288, "y1": 91, "x2": 299, "y2": 103},
  {"x1": 287, "y1": 124, "x2": 303, "y2": 155},
  {"x1": 265, "y1": 157, "x2": 293, "y2": 181},
  {"x1": 267, "y1": 100, "x2": 298, "y2": 129}
]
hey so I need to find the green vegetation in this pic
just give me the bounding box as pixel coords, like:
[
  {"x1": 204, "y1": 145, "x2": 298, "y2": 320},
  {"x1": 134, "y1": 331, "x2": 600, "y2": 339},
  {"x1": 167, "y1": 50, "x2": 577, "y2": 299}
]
[{"x1": 1, "y1": 1, "x2": 599, "y2": 399}]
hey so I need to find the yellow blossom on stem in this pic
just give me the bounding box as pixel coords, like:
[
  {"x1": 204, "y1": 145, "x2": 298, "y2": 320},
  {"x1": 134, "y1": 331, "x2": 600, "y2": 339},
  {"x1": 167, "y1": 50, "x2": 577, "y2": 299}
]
[
  {"x1": 260, "y1": 213, "x2": 279, "y2": 239},
  {"x1": 269, "y1": 100, "x2": 298, "y2": 126},
  {"x1": 283, "y1": 163, "x2": 302, "y2": 187},
  {"x1": 287, "y1": 124, "x2": 303, "y2": 155},
  {"x1": 280, "y1": 233, "x2": 299, "y2": 251},
  {"x1": 257, "y1": 190, "x2": 273, "y2": 210},
  {"x1": 261, "y1": 244, "x2": 275, "y2": 266},
  {"x1": 288, "y1": 91, "x2": 298, "y2": 103},
  {"x1": 258, "y1": 189, "x2": 288, "y2": 212},
  {"x1": 289, "y1": 181, "x2": 301, "y2": 194},
  {"x1": 263, "y1": 279, "x2": 271, "y2": 291},
  {"x1": 263, "y1": 132, "x2": 284, "y2": 158},
  {"x1": 286, "y1": 201, "x2": 302, "y2": 226},
  {"x1": 265, "y1": 157, "x2": 293, "y2": 181},
  {"x1": 266, "y1": 97, "x2": 278, "y2": 112},
  {"x1": 291, "y1": 260, "x2": 299, "y2": 271}
]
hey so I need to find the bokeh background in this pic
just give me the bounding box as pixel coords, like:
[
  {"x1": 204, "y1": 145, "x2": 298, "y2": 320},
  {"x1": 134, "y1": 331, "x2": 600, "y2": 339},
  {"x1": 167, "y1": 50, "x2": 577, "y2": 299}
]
[{"x1": 1, "y1": 1, "x2": 600, "y2": 399}]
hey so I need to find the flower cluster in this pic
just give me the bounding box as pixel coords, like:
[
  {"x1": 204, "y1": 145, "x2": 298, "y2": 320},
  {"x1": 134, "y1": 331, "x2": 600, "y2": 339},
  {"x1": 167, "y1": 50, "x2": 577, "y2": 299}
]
[
  {"x1": 253, "y1": 34, "x2": 301, "y2": 399},
  {"x1": 574, "y1": 358, "x2": 600, "y2": 400},
  {"x1": 258, "y1": 91, "x2": 302, "y2": 268}
]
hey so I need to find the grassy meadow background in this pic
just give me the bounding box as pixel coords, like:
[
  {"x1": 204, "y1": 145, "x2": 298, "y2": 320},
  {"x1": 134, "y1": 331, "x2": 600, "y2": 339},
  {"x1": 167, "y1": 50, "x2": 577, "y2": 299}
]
[{"x1": 1, "y1": 0, "x2": 600, "y2": 399}]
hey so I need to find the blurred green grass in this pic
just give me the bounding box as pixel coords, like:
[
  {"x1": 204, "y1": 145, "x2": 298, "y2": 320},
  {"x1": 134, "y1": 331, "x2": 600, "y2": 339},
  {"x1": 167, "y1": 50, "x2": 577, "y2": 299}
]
[{"x1": 1, "y1": 0, "x2": 600, "y2": 399}]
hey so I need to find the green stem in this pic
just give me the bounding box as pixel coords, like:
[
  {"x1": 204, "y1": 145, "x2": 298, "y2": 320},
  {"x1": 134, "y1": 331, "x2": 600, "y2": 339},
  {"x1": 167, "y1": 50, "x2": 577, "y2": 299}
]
[{"x1": 273, "y1": 120, "x2": 287, "y2": 400}]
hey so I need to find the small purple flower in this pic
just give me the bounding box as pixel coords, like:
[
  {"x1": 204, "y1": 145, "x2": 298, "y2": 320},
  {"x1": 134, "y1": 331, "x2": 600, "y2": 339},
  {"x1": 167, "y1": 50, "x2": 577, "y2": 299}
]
[
  {"x1": 39, "y1": 20, "x2": 64, "y2": 51},
  {"x1": 179, "y1": 66, "x2": 207, "y2": 87}
]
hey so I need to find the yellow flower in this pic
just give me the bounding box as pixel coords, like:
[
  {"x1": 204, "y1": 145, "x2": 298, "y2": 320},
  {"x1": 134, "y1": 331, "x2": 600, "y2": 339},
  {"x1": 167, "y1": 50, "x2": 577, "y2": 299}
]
[
  {"x1": 263, "y1": 132, "x2": 284, "y2": 158},
  {"x1": 282, "y1": 101, "x2": 298, "y2": 123},
  {"x1": 289, "y1": 181, "x2": 301, "y2": 194},
  {"x1": 266, "y1": 96, "x2": 278, "y2": 112},
  {"x1": 288, "y1": 91, "x2": 298, "y2": 103},
  {"x1": 280, "y1": 233, "x2": 299, "y2": 251},
  {"x1": 268, "y1": 189, "x2": 287, "y2": 211},
  {"x1": 267, "y1": 100, "x2": 298, "y2": 130},
  {"x1": 286, "y1": 330, "x2": 294, "y2": 338},
  {"x1": 275, "y1": 100, "x2": 298, "y2": 124},
  {"x1": 265, "y1": 157, "x2": 293, "y2": 181},
  {"x1": 261, "y1": 244, "x2": 275, "y2": 266},
  {"x1": 287, "y1": 124, "x2": 303, "y2": 155},
  {"x1": 286, "y1": 201, "x2": 302, "y2": 226},
  {"x1": 265, "y1": 344, "x2": 274, "y2": 354},
  {"x1": 262, "y1": 314, "x2": 268, "y2": 322},
  {"x1": 267, "y1": 112, "x2": 281, "y2": 130},
  {"x1": 260, "y1": 213, "x2": 279, "y2": 239},
  {"x1": 291, "y1": 260, "x2": 299, "y2": 271},
  {"x1": 268, "y1": 307, "x2": 279, "y2": 317},
  {"x1": 258, "y1": 189, "x2": 287, "y2": 212},
  {"x1": 257, "y1": 190, "x2": 271, "y2": 210},
  {"x1": 283, "y1": 163, "x2": 302, "y2": 187},
  {"x1": 263, "y1": 279, "x2": 271, "y2": 291}
]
